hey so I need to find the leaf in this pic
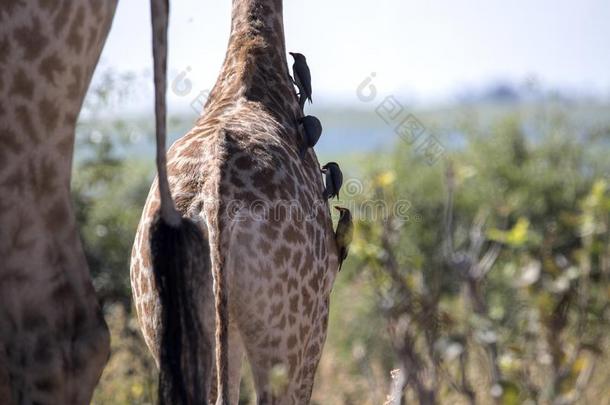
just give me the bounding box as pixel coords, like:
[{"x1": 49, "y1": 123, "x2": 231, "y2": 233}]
[
  {"x1": 571, "y1": 355, "x2": 588, "y2": 375},
  {"x1": 506, "y1": 218, "x2": 530, "y2": 246},
  {"x1": 488, "y1": 217, "x2": 531, "y2": 247},
  {"x1": 376, "y1": 170, "x2": 396, "y2": 187}
]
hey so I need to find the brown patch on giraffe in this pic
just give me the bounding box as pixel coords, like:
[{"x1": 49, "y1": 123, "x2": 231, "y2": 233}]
[
  {"x1": 308, "y1": 270, "x2": 321, "y2": 292},
  {"x1": 44, "y1": 199, "x2": 69, "y2": 232},
  {"x1": 39, "y1": 0, "x2": 60, "y2": 11},
  {"x1": 66, "y1": 5, "x2": 85, "y2": 53},
  {"x1": 0, "y1": 35, "x2": 10, "y2": 66},
  {"x1": 22, "y1": 307, "x2": 48, "y2": 331},
  {"x1": 287, "y1": 353, "x2": 298, "y2": 377},
  {"x1": 275, "y1": 314, "x2": 287, "y2": 330},
  {"x1": 6, "y1": 211, "x2": 34, "y2": 250},
  {"x1": 300, "y1": 286, "x2": 313, "y2": 316},
  {"x1": 260, "y1": 267, "x2": 273, "y2": 281},
  {"x1": 49, "y1": 279, "x2": 75, "y2": 310},
  {"x1": 29, "y1": 157, "x2": 59, "y2": 201},
  {"x1": 286, "y1": 334, "x2": 298, "y2": 350},
  {"x1": 39, "y1": 53, "x2": 66, "y2": 84},
  {"x1": 0, "y1": 0, "x2": 25, "y2": 17},
  {"x1": 278, "y1": 267, "x2": 289, "y2": 282},
  {"x1": 299, "y1": 250, "x2": 313, "y2": 279},
  {"x1": 87, "y1": 0, "x2": 104, "y2": 18},
  {"x1": 269, "y1": 301, "x2": 283, "y2": 319},
  {"x1": 39, "y1": 98, "x2": 60, "y2": 131},
  {"x1": 290, "y1": 250, "x2": 302, "y2": 268},
  {"x1": 287, "y1": 277, "x2": 298, "y2": 293},
  {"x1": 269, "y1": 336, "x2": 281, "y2": 348},
  {"x1": 257, "y1": 238, "x2": 271, "y2": 254},
  {"x1": 87, "y1": 25, "x2": 99, "y2": 50},
  {"x1": 273, "y1": 245, "x2": 291, "y2": 266},
  {"x1": 271, "y1": 281, "x2": 283, "y2": 296},
  {"x1": 246, "y1": 83, "x2": 265, "y2": 102},
  {"x1": 234, "y1": 155, "x2": 251, "y2": 170},
  {"x1": 261, "y1": 223, "x2": 279, "y2": 240},
  {"x1": 299, "y1": 316, "x2": 311, "y2": 339},
  {"x1": 10, "y1": 69, "x2": 34, "y2": 98},
  {"x1": 0, "y1": 127, "x2": 23, "y2": 171},
  {"x1": 141, "y1": 248, "x2": 151, "y2": 269},
  {"x1": 1, "y1": 166, "x2": 25, "y2": 195},
  {"x1": 283, "y1": 224, "x2": 305, "y2": 245},
  {"x1": 251, "y1": 167, "x2": 277, "y2": 199},
  {"x1": 34, "y1": 375, "x2": 59, "y2": 392},
  {"x1": 53, "y1": 0, "x2": 72, "y2": 34},
  {"x1": 14, "y1": 105, "x2": 38, "y2": 143},
  {"x1": 14, "y1": 17, "x2": 47, "y2": 61},
  {"x1": 66, "y1": 65, "x2": 83, "y2": 100},
  {"x1": 307, "y1": 342, "x2": 320, "y2": 358},
  {"x1": 255, "y1": 299, "x2": 267, "y2": 314},
  {"x1": 236, "y1": 231, "x2": 254, "y2": 252},
  {"x1": 233, "y1": 190, "x2": 258, "y2": 203},
  {"x1": 56, "y1": 131, "x2": 74, "y2": 157},
  {"x1": 139, "y1": 276, "x2": 149, "y2": 295},
  {"x1": 289, "y1": 295, "x2": 298, "y2": 314}
]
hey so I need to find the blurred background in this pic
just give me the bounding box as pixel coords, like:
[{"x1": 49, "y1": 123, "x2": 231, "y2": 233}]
[{"x1": 79, "y1": 1, "x2": 610, "y2": 403}]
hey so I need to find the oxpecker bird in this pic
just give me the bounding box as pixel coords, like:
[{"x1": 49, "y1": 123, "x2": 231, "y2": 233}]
[
  {"x1": 299, "y1": 115, "x2": 322, "y2": 157},
  {"x1": 334, "y1": 206, "x2": 353, "y2": 271},
  {"x1": 322, "y1": 162, "x2": 343, "y2": 200},
  {"x1": 289, "y1": 52, "x2": 312, "y2": 109}
]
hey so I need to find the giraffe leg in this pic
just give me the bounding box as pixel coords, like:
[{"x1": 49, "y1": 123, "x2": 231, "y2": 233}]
[
  {"x1": 234, "y1": 291, "x2": 332, "y2": 405},
  {"x1": 224, "y1": 322, "x2": 245, "y2": 405},
  {"x1": 209, "y1": 319, "x2": 245, "y2": 405}
]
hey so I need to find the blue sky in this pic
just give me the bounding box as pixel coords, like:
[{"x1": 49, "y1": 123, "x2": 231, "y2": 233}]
[{"x1": 97, "y1": 0, "x2": 610, "y2": 109}]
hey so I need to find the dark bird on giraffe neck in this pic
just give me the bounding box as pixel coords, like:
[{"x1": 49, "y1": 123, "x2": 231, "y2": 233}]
[
  {"x1": 322, "y1": 162, "x2": 343, "y2": 200},
  {"x1": 289, "y1": 52, "x2": 312, "y2": 109},
  {"x1": 334, "y1": 206, "x2": 353, "y2": 271},
  {"x1": 299, "y1": 115, "x2": 322, "y2": 158}
]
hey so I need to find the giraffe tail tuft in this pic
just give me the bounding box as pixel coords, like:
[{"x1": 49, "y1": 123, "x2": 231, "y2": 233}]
[{"x1": 149, "y1": 214, "x2": 213, "y2": 405}]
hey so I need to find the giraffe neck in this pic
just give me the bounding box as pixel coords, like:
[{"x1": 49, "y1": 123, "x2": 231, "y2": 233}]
[{"x1": 208, "y1": 0, "x2": 297, "y2": 116}]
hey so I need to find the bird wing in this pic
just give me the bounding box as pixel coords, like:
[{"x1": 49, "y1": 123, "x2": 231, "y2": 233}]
[
  {"x1": 346, "y1": 222, "x2": 354, "y2": 245},
  {"x1": 293, "y1": 64, "x2": 303, "y2": 90},
  {"x1": 325, "y1": 171, "x2": 333, "y2": 194},
  {"x1": 333, "y1": 170, "x2": 343, "y2": 194},
  {"x1": 295, "y1": 62, "x2": 312, "y2": 99}
]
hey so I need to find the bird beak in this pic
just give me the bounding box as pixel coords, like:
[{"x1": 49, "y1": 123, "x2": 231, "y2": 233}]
[
  {"x1": 289, "y1": 52, "x2": 294, "y2": 56},
  {"x1": 334, "y1": 206, "x2": 341, "y2": 212}
]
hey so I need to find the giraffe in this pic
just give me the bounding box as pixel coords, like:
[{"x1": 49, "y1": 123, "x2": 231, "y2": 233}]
[
  {"x1": 0, "y1": 1, "x2": 119, "y2": 403},
  {"x1": 130, "y1": 0, "x2": 340, "y2": 403}
]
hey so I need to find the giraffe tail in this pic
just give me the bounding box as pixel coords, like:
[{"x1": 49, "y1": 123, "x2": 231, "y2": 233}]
[
  {"x1": 149, "y1": 215, "x2": 213, "y2": 405},
  {"x1": 149, "y1": 0, "x2": 213, "y2": 404}
]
